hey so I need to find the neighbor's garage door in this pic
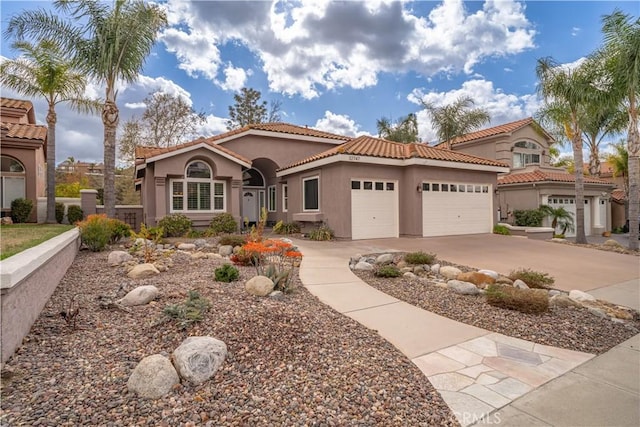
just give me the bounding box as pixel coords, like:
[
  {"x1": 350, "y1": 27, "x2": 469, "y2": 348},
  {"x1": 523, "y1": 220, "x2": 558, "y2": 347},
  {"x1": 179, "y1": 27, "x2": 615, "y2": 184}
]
[
  {"x1": 548, "y1": 196, "x2": 591, "y2": 236},
  {"x1": 351, "y1": 179, "x2": 398, "y2": 240},
  {"x1": 422, "y1": 182, "x2": 492, "y2": 236}
]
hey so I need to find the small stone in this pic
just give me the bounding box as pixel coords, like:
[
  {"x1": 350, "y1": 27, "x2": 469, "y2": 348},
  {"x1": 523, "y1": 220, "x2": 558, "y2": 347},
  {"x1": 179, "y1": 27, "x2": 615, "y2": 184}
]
[
  {"x1": 413, "y1": 266, "x2": 425, "y2": 275},
  {"x1": 350, "y1": 254, "x2": 363, "y2": 263},
  {"x1": 569, "y1": 290, "x2": 596, "y2": 302},
  {"x1": 513, "y1": 279, "x2": 530, "y2": 290},
  {"x1": 191, "y1": 252, "x2": 208, "y2": 260},
  {"x1": 403, "y1": 272, "x2": 416, "y2": 279},
  {"x1": 172, "y1": 337, "x2": 227, "y2": 385},
  {"x1": 548, "y1": 290, "x2": 562, "y2": 297},
  {"x1": 177, "y1": 243, "x2": 196, "y2": 251},
  {"x1": 396, "y1": 260, "x2": 408, "y2": 269},
  {"x1": 118, "y1": 285, "x2": 159, "y2": 306},
  {"x1": 245, "y1": 276, "x2": 275, "y2": 297},
  {"x1": 375, "y1": 254, "x2": 394, "y2": 265},
  {"x1": 587, "y1": 307, "x2": 608, "y2": 319},
  {"x1": 430, "y1": 264, "x2": 440, "y2": 275},
  {"x1": 478, "y1": 269, "x2": 499, "y2": 279},
  {"x1": 1, "y1": 217, "x2": 13, "y2": 225},
  {"x1": 457, "y1": 271, "x2": 495, "y2": 287},
  {"x1": 193, "y1": 239, "x2": 207, "y2": 248},
  {"x1": 447, "y1": 280, "x2": 480, "y2": 295},
  {"x1": 496, "y1": 276, "x2": 514, "y2": 285},
  {"x1": 108, "y1": 251, "x2": 133, "y2": 266},
  {"x1": 269, "y1": 290, "x2": 285, "y2": 301},
  {"x1": 218, "y1": 245, "x2": 234, "y2": 256},
  {"x1": 154, "y1": 263, "x2": 168, "y2": 272},
  {"x1": 127, "y1": 355, "x2": 179, "y2": 399},
  {"x1": 549, "y1": 294, "x2": 581, "y2": 308},
  {"x1": 127, "y1": 263, "x2": 160, "y2": 279},
  {"x1": 354, "y1": 261, "x2": 374, "y2": 271},
  {"x1": 603, "y1": 239, "x2": 622, "y2": 247},
  {"x1": 440, "y1": 266, "x2": 461, "y2": 280},
  {"x1": 400, "y1": 267, "x2": 413, "y2": 274}
]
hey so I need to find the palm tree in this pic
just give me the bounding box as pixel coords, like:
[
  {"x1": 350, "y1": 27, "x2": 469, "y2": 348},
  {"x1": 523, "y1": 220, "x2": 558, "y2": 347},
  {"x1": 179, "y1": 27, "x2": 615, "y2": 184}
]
[
  {"x1": 421, "y1": 96, "x2": 490, "y2": 147},
  {"x1": 535, "y1": 57, "x2": 603, "y2": 244},
  {"x1": 539, "y1": 205, "x2": 575, "y2": 236},
  {"x1": 581, "y1": 100, "x2": 627, "y2": 177},
  {"x1": 0, "y1": 40, "x2": 97, "y2": 223},
  {"x1": 376, "y1": 113, "x2": 419, "y2": 143},
  {"x1": 600, "y1": 10, "x2": 640, "y2": 249},
  {"x1": 6, "y1": 0, "x2": 167, "y2": 218}
]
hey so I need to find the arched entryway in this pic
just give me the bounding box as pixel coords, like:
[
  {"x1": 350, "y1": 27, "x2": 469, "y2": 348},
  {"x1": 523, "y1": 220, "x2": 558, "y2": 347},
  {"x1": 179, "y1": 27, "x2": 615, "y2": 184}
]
[
  {"x1": 1, "y1": 156, "x2": 26, "y2": 211},
  {"x1": 241, "y1": 167, "x2": 265, "y2": 224}
]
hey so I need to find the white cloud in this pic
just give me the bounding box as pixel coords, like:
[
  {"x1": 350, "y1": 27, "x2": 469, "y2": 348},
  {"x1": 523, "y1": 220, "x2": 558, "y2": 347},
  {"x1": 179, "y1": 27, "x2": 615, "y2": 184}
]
[
  {"x1": 409, "y1": 79, "x2": 540, "y2": 143},
  {"x1": 124, "y1": 102, "x2": 147, "y2": 109},
  {"x1": 217, "y1": 64, "x2": 249, "y2": 92},
  {"x1": 314, "y1": 111, "x2": 370, "y2": 137},
  {"x1": 197, "y1": 114, "x2": 228, "y2": 137},
  {"x1": 504, "y1": 67, "x2": 514, "y2": 72},
  {"x1": 161, "y1": 0, "x2": 536, "y2": 98},
  {"x1": 571, "y1": 26, "x2": 581, "y2": 37}
]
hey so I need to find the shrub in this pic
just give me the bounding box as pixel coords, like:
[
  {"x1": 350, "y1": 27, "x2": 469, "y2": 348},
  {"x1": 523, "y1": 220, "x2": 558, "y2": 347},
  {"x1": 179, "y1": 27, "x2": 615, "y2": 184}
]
[
  {"x1": 493, "y1": 224, "x2": 511, "y2": 235},
  {"x1": 158, "y1": 213, "x2": 192, "y2": 237},
  {"x1": 66, "y1": 205, "x2": 84, "y2": 224},
  {"x1": 214, "y1": 264, "x2": 239, "y2": 282},
  {"x1": 513, "y1": 209, "x2": 544, "y2": 227},
  {"x1": 374, "y1": 265, "x2": 402, "y2": 278},
  {"x1": 230, "y1": 249, "x2": 255, "y2": 266},
  {"x1": 55, "y1": 202, "x2": 65, "y2": 224},
  {"x1": 485, "y1": 284, "x2": 549, "y2": 314},
  {"x1": 508, "y1": 268, "x2": 555, "y2": 289},
  {"x1": 404, "y1": 251, "x2": 436, "y2": 265},
  {"x1": 240, "y1": 239, "x2": 303, "y2": 292},
  {"x1": 129, "y1": 223, "x2": 163, "y2": 263},
  {"x1": 187, "y1": 229, "x2": 203, "y2": 238},
  {"x1": 308, "y1": 224, "x2": 334, "y2": 241},
  {"x1": 10, "y1": 198, "x2": 33, "y2": 223},
  {"x1": 218, "y1": 234, "x2": 246, "y2": 247},
  {"x1": 77, "y1": 214, "x2": 111, "y2": 251},
  {"x1": 163, "y1": 290, "x2": 211, "y2": 329},
  {"x1": 208, "y1": 213, "x2": 238, "y2": 235},
  {"x1": 273, "y1": 221, "x2": 301, "y2": 235},
  {"x1": 108, "y1": 219, "x2": 131, "y2": 244}
]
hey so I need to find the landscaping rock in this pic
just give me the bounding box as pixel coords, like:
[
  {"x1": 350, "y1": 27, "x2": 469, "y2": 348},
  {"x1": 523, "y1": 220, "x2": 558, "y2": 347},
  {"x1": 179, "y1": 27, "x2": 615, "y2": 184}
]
[
  {"x1": 396, "y1": 260, "x2": 408, "y2": 269},
  {"x1": 478, "y1": 269, "x2": 499, "y2": 280},
  {"x1": 430, "y1": 264, "x2": 441, "y2": 275},
  {"x1": 496, "y1": 276, "x2": 514, "y2": 285},
  {"x1": 269, "y1": 290, "x2": 285, "y2": 301},
  {"x1": 350, "y1": 254, "x2": 363, "y2": 264},
  {"x1": 513, "y1": 279, "x2": 530, "y2": 290},
  {"x1": 118, "y1": 285, "x2": 159, "y2": 306},
  {"x1": 191, "y1": 252, "x2": 209, "y2": 260},
  {"x1": 403, "y1": 272, "x2": 417, "y2": 279},
  {"x1": 1, "y1": 217, "x2": 13, "y2": 225},
  {"x1": 439, "y1": 266, "x2": 461, "y2": 280},
  {"x1": 569, "y1": 290, "x2": 596, "y2": 303},
  {"x1": 375, "y1": 253, "x2": 395, "y2": 265},
  {"x1": 218, "y1": 245, "x2": 234, "y2": 256},
  {"x1": 603, "y1": 239, "x2": 622, "y2": 247},
  {"x1": 549, "y1": 294, "x2": 581, "y2": 308},
  {"x1": 108, "y1": 251, "x2": 133, "y2": 266},
  {"x1": 207, "y1": 253, "x2": 223, "y2": 259},
  {"x1": 456, "y1": 271, "x2": 495, "y2": 287},
  {"x1": 587, "y1": 307, "x2": 608, "y2": 319},
  {"x1": 245, "y1": 276, "x2": 275, "y2": 297},
  {"x1": 127, "y1": 263, "x2": 160, "y2": 279},
  {"x1": 193, "y1": 239, "x2": 207, "y2": 248},
  {"x1": 127, "y1": 354, "x2": 179, "y2": 399},
  {"x1": 172, "y1": 337, "x2": 227, "y2": 385},
  {"x1": 548, "y1": 290, "x2": 562, "y2": 297},
  {"x1": 413, "y1": 266, "x2": 426, "y2": 275},
  {"x1": 400, "y1": 267, "x2": 413, "y2": 274},
  {"x1": 177, "y1": 243, "x2": 196, "y2": 251},
  {"x1": 354, "y1": 261, "x2": 374, "y2": 271},
  {"x1": 153, "y1": 262, "x2": 168, "y2": 272},
  {"x1": 447, "y1": 280, "x2": 480, "y2": 295}
]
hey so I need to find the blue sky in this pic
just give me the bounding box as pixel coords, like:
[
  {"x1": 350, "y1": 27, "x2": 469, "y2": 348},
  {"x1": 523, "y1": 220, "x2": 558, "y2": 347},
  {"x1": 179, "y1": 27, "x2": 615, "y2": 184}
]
[{"x1": 1, "y1": 0, "x2": 638, "y2": 164}]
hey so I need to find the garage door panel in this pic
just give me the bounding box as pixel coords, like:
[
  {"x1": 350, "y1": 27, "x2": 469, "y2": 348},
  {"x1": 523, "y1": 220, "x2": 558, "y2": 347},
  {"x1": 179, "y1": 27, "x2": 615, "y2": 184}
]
[
  {"x1": 351, "y1": 181, "x2": 398, "y2": 240},
  {"x1": 548, "y1": 197, "x2": 591, "y2": 237}
]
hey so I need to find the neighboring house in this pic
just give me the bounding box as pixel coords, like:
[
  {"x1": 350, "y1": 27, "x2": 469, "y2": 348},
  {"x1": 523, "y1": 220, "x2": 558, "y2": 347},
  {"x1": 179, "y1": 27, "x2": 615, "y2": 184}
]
[
  {"x1": 135, "y1": 123, "x2": 509, "y2": 239},
  {"x1": 57, "y1": 160, "x2": 105, "y2": 176},
  {"x1": 0, "y1": 97, "x2": 47, "y2": 222},
  {"x1": 598, "y1": 160, "x2": 627, "y2": 229},
  {"x1": 440, "y1": 117, "x2": 615, "y2": 236}
]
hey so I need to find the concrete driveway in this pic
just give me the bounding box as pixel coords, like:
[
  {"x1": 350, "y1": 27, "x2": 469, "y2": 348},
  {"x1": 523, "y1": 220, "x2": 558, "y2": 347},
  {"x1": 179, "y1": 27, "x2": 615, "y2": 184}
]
[{"x1": 297, "y1": 234, "x2": 640, "y2": 310}]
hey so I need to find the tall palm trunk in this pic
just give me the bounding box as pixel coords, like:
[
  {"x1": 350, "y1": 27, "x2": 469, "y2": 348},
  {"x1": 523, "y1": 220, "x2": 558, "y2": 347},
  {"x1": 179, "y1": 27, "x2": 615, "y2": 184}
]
[
  {"x1": 571, "y1": 120, "x2": 587, "y2": 244},
  {"x1": 587, "y1": 136, "x2": 601, "y2": 176},
  {"x1": 102, "y1": 83, "x2": 118, "y2": 218},
  {"x1": 628, "y1": 98, "x2": 639, "y2": 250},
  {"x1": 45, "y1": 104, "x2": 57, "y2": 224}
]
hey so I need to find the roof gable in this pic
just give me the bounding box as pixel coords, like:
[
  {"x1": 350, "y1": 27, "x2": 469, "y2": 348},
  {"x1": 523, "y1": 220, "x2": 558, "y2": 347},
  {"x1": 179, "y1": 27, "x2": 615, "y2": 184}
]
[
  {"x1": 135, "y1": 139, "x2": 251, "y2": 167},
  {"x1": 436, "y1": 117, "x2": 554, "y2": 147}
]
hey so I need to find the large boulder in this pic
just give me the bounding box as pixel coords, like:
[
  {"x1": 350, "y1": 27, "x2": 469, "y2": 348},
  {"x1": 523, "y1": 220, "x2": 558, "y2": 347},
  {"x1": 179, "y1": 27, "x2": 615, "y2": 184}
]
[
  {"x1": 569, "y1": 290, "x2": 596, "y2": 303},
  {"x1": 354, "y1": 261, "x2": 374, "y2": 271},
  {"x1": 108, "y1": 250, "x2": 133, "y2": 266},
  {"x1": 119, "y1": 285, "x2": 159, "y2": 307},
  {"x1": 440, "y1": 266, "x2": 462, "y2": 280},
  {"x1": 457, "y1": 271, "x2": 495, "y2": 287},
  {"x1": 375, "y1": 253, "x2": 395, "y2": 265},
  {"x1": 172, "y1": 337, "x2": 227, "y2": 385},
  {"x1": 245, "y1": 276, "x2": 275, "y2": 297},
  {"x1": 218, "y1": 245, "x2": 234, "y2": 257},
  {"x1": 127, "y1": 263, "x2": 160, "y2": 279},
  {"x1": 127, "y1": 354, "x2": 179, "y2": 399},
  {"x1": 447, "y1": 280, "x2": 481, "y2": 295}
]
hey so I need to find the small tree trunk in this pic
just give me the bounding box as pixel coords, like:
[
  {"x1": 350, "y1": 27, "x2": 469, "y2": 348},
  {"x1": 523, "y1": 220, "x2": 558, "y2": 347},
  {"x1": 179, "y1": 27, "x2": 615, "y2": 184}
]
[
  {"x1": 45, "y1": 104, "x2": 57, "y2": 224},
  {"x1": 573, "y1": 130, "x2": 587, "y2": 244},
  {"x1": 102, "y1": 86, "x2": 119, "y2": 218},
  {"x1": 588, "y1": 141, "x2": 600, "y2": 177},
  {"x1": 627, "y1": 107, "x2": 639, "y2": 250}
]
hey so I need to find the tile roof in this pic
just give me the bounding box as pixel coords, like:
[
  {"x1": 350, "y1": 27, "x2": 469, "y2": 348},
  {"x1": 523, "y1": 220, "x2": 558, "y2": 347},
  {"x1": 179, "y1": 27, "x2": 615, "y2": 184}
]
[
  {"x1": 498, "y1": 169, "x2": 613, "y2": 185},
  {"x1": 1, "y1": 97, "x2": 33, "y2": 111},
  {"x1": 437, "y1": 117, "x2": 552, "y2": 147},
  {"x1": 1, "y1": 122, "x2": 47, "y2": 142},
  {"x1": 135, "y1": 138, "x2": 251, "y2": 165},
  {"x1": 279, "y1": 135, "x2": 509, "y2": 171},
  {"x1": 611, "y1": 188, "x2": 626, "y2": 202}
]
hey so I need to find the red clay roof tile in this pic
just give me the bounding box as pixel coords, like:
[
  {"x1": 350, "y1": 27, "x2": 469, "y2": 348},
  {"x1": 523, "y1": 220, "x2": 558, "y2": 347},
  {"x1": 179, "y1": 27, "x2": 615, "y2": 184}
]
[
  {"x1": 436, "y1": 117, "x2": 553, "y2": 147},
  {"x1": 1, "y1": 97, "x2": 33, "y2": 111},
  {"x1": 135, "y1": 138, "x2": 251, "y2": 165},
  {"x1": 1, "y1": 122, "x2": 47, "y2": 142},
  {"x1": 611, "y1": 188, "x2": 625, "y2": 202},
  {"x1": 498, "y1": 169, "x2": 612, "y2": 185}
]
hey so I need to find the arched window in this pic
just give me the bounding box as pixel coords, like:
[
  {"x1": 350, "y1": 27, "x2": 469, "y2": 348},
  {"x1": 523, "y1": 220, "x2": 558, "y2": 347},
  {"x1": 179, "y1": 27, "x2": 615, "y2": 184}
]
[
  {"x1": 512, "y1": 140, "x2": 541, "y2": 168},
  {"x1": 242, "y1": 168, "x2": 265, "y2": 187},
  {"x1": 0, "y1": 156, "x2": 26, "y2": 209},
  {"x1": 170, "y1": 160, "x2": 225, "y2": 213}
]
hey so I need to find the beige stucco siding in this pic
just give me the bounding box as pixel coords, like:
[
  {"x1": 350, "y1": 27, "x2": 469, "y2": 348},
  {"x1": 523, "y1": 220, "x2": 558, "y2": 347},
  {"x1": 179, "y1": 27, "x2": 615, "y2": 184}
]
[{"x1": 1, "y1": 146, "x2": 44, "y2": 222}]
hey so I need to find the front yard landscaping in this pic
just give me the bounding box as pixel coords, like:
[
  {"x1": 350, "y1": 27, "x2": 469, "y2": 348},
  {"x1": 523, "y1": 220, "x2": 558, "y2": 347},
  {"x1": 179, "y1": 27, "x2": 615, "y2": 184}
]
[{"x1": 0, "y1": 224, "x2": 75, "y2": 260}]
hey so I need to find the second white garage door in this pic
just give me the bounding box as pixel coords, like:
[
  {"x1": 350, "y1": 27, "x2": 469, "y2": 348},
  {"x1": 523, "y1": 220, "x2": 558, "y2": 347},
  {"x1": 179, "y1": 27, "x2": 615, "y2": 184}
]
[
  {"x1": 422, "y1": 182, "x2": 493, "y2": 236},
  {"x1": 351, "y1": 179, "x2": 398, "y2": 240}
]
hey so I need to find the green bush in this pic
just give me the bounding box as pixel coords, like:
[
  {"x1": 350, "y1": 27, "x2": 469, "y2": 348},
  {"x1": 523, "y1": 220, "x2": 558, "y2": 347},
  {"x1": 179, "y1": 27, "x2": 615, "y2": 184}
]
[
  {"x1": 10, "y1": 198, "x2": 33, "y2": 223},
  {"x1": 208, "y1": 213, "x2": 238, "y2": 235},
  {"x1": 493, "y1": 224, "x2": 511, "y2": 235},
  {"x1": 158, "y1": 213, "x2": 192, "y2": 237},
  {"x1": 308, "y1": 224, "x2": 334, "y2": 241},
  {"x1": 374, "y1": 265, "x2": 402, "y2": 278},
  {"x1": 66, "y1": 205, "x2": 83, "y2": 224},
  {"x1": 508, "y1": 268, "x2": 555, "y2": 289},
  {"x1": 218, "y1": 234, "x2": 246, "y2": 247},
  {"x1": 163, "y1": 290, "x2": 211, "y2": 329},
  {"x1": 55, "y1": 202, "x2": 65, "y2": 224},
  {"x1": 513, "y1": 209, "x2": 544, "y2": 227},
  {"x1": 404, "y1": 251, "x2": 436, "y2": 265},
  {"x1": 187, "y1": 229, "x2": 203, "y2": 238},
  {"x1": 77, "y1": 214, "x2": 111, "y2": 251},
  {"x1": 273, "y1": 220, "x2": 301, "y2": 235},
  {"x1": 485, "y1": 284, "x2": 549, "y2": 314},
  {"x1": 108, "y1": 219, "x2": 131, "y2": 244},
  {"x1": 215, "y1": 264, "x2": 240, "y2": 283}
]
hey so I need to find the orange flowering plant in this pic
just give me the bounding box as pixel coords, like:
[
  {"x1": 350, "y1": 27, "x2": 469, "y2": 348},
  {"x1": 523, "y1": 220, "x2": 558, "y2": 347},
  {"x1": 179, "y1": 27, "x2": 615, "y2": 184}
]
[{"x1": 241, "y1": 238, "x2": 303, "y2": 293}]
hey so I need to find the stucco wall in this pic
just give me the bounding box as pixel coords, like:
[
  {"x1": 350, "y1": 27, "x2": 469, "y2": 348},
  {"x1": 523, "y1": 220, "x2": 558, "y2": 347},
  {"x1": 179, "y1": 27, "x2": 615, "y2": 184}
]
[
  {"x1": 1, "y1": 228, "x2": 80, "y2": 365},
  {"x1": 1, "y1": 146, "x2": 44, "y2": 222}
]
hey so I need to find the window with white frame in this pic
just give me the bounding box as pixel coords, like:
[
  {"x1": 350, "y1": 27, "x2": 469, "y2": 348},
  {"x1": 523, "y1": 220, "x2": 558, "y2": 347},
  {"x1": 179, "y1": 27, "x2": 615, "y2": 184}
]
[
  {"x1": 512, "y1": 140, "x2": 541, "y2": 168},
  {"x1": 0, "y1": 156, "x2": 26, "y2": 209},
  {"x1": 170, "y1": 161, "x2": 226, "y2": 212},
  {"x1": 303, "y1": 176, "x2": 319, "y2": 211},
  {"x1": 282, "y1": 184, "x2": 288, "y2": 212},
  {"x1": 267, "y1": 185, "x2": 276, "y2": 212}
]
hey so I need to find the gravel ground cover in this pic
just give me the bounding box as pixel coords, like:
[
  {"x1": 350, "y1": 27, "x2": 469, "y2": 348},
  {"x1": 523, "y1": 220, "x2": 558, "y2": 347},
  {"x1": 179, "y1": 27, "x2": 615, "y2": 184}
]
[
  {"x1": 354, "y1": 257, "x2": 640, "y2": 355},
  {"x1": 0, "y1": 246, "x2": 458, "y2": 427}
]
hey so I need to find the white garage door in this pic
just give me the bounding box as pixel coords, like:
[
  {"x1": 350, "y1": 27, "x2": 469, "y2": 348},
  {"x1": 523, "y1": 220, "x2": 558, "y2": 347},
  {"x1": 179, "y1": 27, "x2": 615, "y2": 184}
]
[
  {"x1": 548, "y1": 196, "x2": 591, "y2": 236},
  {"x1": 351, "y1": 179, "x2": 398, "y2": 240},
  {"x1": 422, "y1": 182, "x2": 492, "y2": 237}
]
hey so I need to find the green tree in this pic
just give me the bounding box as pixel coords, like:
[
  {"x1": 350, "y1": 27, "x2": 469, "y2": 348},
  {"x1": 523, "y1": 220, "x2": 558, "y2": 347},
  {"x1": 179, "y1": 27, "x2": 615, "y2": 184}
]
[
  {"x1": 376, "y1": 113, "x2": 419, "y2": 143},
  {"x1": 600, "y1": 10, "x2": 640, "y2": 249},
  {"x1": 6, "y1": 0, "x2": 168, "y2": 218},
  {"x1": 226, "y1": 87, "x2": 281, "y2": 130},
  {"x1": 607, "y1": 141, "x2": 629, "y2": 199},
  {"x1": 581, "y1": 99, "x2": 627, "y2": 176},
  {"x1": 539, "y1": 205, "x2": 575, "y2": 235},
  {"x1": 536, "y1": 57, "x2": 603, "y2": 244},
  {"x1": 421, "y1": 96, "x2": 490, "y2": 147},
  {"x1": 0, "y1": 39, "x2": 97, "y2": 223}
]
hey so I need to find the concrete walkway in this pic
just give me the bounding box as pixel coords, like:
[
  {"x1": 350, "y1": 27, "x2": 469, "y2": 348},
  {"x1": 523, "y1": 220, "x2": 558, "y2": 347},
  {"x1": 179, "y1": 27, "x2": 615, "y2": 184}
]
[{"x1": 294, "y1": 237, "x2": 640, "y2": 427}]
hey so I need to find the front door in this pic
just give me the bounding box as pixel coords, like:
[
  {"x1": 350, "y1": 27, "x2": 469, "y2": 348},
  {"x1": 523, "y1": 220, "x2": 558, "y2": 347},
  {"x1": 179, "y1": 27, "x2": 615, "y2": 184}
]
[{"x1": 242, "y1": 190, "x2": 258, "y2": 224}]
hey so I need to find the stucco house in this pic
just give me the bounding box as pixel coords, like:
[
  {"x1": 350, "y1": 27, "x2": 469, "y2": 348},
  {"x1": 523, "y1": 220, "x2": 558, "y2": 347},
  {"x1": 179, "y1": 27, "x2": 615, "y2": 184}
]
[
  {"x1": 135, "y1": 123, "x2": 509, "y2": 239},
  {"x1": 0, "y1": 97, "x2": 47, "y2": 222},
  {"x1": 440, "y1": 118, "x2": 615, "y2": 236}
]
